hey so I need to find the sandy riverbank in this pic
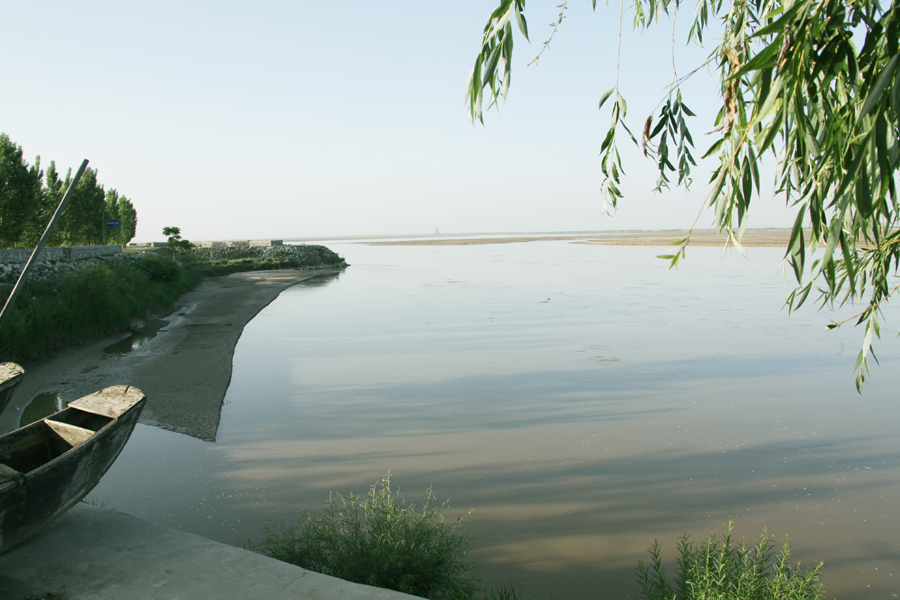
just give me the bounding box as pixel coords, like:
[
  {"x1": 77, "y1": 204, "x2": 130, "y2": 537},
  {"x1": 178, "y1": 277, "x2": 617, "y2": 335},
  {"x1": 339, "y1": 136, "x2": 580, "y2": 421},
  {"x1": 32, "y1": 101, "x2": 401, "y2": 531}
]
[
  {"x1": 368, "y1": 229, "x2": 801, "y2": 247},
  {"x1": 1, "y1": 269, "x2": 344, "y2": 441}
]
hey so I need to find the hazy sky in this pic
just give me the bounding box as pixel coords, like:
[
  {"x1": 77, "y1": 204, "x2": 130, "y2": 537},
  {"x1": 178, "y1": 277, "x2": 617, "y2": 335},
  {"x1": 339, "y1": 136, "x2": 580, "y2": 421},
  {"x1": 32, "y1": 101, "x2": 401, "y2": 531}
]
[{"x1": 2, "y1": 1, "x2": 796, "y2": 242}]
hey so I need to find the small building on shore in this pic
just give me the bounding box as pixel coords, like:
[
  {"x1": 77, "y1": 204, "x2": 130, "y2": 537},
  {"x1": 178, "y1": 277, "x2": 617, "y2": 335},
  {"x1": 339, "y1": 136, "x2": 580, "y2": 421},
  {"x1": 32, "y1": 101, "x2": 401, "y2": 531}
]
[{"x1": 198, "y1": 240, "x2": 283, "y2": 248}]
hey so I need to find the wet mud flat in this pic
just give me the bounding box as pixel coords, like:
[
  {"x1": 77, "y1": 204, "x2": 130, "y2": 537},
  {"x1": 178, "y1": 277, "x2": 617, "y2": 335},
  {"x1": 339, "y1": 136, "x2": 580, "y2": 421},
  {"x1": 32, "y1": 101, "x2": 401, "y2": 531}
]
[{"x1": 0, "y1": 269, "x2": 343, "y2": 440}]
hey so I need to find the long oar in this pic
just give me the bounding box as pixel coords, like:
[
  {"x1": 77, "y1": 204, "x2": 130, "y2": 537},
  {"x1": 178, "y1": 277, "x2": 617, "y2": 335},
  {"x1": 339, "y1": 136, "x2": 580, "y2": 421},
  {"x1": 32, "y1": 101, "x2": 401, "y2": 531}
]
[{"x1": 0, "y1": 159, "x2": 90, "y2": 331}]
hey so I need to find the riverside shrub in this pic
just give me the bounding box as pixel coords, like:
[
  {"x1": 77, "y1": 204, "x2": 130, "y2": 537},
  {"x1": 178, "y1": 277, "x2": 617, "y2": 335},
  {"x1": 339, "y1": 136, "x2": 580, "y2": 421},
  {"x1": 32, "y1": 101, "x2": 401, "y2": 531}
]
[
  {"x1": 637, "y1": 520, "x2": 825, "y2": 600},
  {"x1": 139, "y1": 253, "x2": 181, "y2": 283},
  {"x1": 0, "y1": 254, "x2": 200, "y2": 361},
  {"x1": 256, "y1": 474, "x2": 478, "y2": 600},
  {"x1": 257, "y1": 482, "x2": 825, "y2": 599}
]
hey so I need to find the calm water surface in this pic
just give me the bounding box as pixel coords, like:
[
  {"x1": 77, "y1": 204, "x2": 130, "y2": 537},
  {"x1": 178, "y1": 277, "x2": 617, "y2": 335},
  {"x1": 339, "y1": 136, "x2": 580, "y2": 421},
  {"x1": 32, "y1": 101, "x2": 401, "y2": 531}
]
[{"x1": 93, "y1": 241, "x2": 900, "y2": 599}]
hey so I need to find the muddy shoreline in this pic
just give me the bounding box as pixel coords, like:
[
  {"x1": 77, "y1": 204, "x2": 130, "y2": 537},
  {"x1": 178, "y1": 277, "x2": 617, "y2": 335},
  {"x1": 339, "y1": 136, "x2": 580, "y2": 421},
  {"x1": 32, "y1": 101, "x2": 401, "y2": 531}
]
[{"x1": 1, "y1": 269, "x2": 343, "y2": 440}]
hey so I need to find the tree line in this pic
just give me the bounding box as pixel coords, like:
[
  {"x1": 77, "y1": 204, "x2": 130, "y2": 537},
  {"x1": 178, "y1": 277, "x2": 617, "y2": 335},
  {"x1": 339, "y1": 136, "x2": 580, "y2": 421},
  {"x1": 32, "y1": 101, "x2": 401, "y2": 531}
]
[{"x1": 0, "y1": 133, "x2": 137, "y2": 250}]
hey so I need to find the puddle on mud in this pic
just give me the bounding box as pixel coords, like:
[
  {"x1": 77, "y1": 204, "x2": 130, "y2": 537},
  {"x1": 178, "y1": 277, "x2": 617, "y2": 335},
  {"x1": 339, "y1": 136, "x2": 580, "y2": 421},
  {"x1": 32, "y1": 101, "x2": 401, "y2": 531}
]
[
  {"x1": 19, "y1": 391, "x2": 67, "y2": 427},
  {"x1": 103, "y1": 319, "x2": 169, "y2": 354}
]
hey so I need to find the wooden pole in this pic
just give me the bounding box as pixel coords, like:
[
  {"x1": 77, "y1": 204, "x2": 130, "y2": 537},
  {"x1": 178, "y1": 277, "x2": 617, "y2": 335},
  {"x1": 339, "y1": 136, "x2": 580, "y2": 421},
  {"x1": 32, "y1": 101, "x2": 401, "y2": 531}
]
[{"x1": 0, "y1": 159, "x2": 90, "y2": 331}]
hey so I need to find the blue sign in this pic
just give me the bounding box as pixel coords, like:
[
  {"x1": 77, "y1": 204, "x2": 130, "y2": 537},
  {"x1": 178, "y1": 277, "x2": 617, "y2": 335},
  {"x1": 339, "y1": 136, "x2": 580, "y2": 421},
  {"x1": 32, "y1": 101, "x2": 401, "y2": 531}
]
[{"x1": 106, "y1": 220, "x2": 120, "y2": 228}]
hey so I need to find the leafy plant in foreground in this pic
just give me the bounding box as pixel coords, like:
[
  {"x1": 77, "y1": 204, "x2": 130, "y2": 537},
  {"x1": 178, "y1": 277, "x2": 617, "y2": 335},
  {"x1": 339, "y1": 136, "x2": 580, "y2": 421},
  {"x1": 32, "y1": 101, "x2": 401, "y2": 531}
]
[
  {"x1": 255, "y1": 474, "x2": 478, "y2": 600},
  {"x1": 637, "y1": 520, "x2": 825, "y2": 600}
]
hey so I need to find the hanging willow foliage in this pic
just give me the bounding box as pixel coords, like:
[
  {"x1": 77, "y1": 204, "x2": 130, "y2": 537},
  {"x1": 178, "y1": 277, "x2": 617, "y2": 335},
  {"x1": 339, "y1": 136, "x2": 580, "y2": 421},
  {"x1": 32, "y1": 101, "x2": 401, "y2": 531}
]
[{"x1": 467, "y1": 0, "x2": 900, "y2": 389}]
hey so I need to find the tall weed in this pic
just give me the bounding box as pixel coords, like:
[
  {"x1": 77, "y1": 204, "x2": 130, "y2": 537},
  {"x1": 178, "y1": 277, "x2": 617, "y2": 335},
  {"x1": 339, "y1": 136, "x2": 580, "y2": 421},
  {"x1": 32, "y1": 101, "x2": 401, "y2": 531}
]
[
  {"x1": 0, "y1": 255, "x2": 200, "y2": 361},
  {"x1": 256, "y1": 474, "x2": 478, "y2": 600},
  {"x1": 637, "y1": 520, "x2": 825, "y2": 600}
]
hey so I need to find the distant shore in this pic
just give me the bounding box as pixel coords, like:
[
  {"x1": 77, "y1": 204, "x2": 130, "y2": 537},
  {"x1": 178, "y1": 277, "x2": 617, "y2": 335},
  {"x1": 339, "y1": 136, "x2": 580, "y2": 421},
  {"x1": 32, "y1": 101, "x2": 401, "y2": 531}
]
[{"x1": 364, "y1": 229, "x2": 800, "y2": 247}]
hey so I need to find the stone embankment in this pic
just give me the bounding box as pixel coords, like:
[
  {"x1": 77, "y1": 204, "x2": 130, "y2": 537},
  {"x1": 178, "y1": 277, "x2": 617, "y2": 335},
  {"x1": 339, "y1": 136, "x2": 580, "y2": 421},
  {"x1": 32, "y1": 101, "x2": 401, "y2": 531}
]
[
  {"x1": 0, "y1": 243, "x2": 347, "y2": 287},
  {"x1": 0, "y1": 244, "x2": 123, "y2": 263},
  {"x1": 0, "y1": 245, "x2": 127, "y2": 286},
  {"x1": 195, "y1": 242, "x2": 348, "y2": 268}
]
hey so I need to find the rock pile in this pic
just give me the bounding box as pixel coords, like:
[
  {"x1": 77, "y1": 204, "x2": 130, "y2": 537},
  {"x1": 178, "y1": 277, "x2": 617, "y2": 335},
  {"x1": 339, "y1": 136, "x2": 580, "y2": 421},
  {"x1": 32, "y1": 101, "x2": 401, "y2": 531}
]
[
  {"x1": 0, "y1": 244, "x2": 347, "y2": 288},
  {"x1": 195, "y1": 243, "x2": 347, "y2": 268},
  {"x1": 0, "y1": 254, "x2": 139, "y2": 286}
]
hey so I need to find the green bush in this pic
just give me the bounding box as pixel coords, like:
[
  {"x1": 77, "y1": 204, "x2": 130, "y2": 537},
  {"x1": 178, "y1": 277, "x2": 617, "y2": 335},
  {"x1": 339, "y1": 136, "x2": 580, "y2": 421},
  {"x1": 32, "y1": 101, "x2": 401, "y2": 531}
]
[
  {"x1": 637, "y1": 520, "x2": 825, "y2": 600},
  {"x1": 139, "y1": 253, "x2": 181, "y2": 283},
  {"x1": 255, "y1": 474, "x2": 478, "y2": 600},
  {"x1": 0, "y1": 254, "x2": 200, "y2": 362}
]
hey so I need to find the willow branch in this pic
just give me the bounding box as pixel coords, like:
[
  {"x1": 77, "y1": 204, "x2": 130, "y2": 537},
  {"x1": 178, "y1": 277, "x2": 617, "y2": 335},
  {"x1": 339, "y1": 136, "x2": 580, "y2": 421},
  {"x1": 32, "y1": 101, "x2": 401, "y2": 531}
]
[
  {"x1": 829, "y1": 283, "x2": 900, "y2": 328},
  {"x1": 529, "y1": 1, "x2": 569, "y2": 66}
]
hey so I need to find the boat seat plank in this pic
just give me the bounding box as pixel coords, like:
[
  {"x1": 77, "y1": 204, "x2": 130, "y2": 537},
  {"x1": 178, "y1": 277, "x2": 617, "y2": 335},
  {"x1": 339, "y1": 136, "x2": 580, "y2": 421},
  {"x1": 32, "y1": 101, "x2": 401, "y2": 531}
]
[
  {"x1": 67, "y1": 386, "x2": 145, "y2": 419},
  {"x1": 43, "y1": 420, "x2": 94, "y2": 448},
  {"x1": 0, "y1": 362, "x2": 24, "y2": 392},
  {"x1": 0, "y1": 462, "x2": 22, "y2": 482}
]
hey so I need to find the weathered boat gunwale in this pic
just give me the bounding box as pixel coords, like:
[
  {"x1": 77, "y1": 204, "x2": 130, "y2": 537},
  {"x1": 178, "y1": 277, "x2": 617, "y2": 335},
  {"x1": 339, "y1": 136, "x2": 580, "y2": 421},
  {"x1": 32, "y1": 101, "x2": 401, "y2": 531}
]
[
  {"x1": 0, "y1": 413, "x2": 113, "y2": 477},
  {"x1": 0, "y1": 385, "x2": 146, "y2": 555},
  {"x1": 0, "y1": 362, "x2": 25, "y2": 415}
]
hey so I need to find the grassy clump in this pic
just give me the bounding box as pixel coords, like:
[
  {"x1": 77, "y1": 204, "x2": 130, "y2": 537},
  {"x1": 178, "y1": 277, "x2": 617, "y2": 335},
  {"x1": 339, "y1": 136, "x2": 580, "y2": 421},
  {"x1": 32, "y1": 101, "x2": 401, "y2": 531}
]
[
  {"x1": 637, "y1": 520, "x2": 825, "y2": 600},
  {"x1": 0, "y1": 254, "x2": 201, "y2": 362},
  {"x1": 260, "y1": 479, "x2": 825, "y2": 600},
  {"x1": 256, "y1": 474, "x2": 478, "y2": 600}
]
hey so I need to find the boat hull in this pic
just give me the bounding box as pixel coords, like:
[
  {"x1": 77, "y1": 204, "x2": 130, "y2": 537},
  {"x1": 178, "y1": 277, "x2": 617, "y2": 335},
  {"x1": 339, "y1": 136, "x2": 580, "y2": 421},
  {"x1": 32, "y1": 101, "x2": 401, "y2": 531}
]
[
  {"x1": 0, "y1": 363, "x2": 24, "y2": 416},
  {"x1": 0, "y1": 385, "x2": 145, "y2": 555}
]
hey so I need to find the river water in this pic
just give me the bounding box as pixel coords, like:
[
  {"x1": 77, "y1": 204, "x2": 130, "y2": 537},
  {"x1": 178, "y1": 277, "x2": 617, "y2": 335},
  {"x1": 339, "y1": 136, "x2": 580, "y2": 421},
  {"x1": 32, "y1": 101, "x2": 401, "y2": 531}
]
[{"x1": 87, "y1": 239, "x2": 899, "y2": 599}]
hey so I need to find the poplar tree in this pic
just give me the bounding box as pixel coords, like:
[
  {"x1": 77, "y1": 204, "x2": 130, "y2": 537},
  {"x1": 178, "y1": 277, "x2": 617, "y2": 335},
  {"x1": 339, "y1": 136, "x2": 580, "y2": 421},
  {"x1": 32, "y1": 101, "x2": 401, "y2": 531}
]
[
  {"x1": 54, "y1": 167, "x2": 105, "y2": 246},
  {"x1": 104, "y1": 189, "x2": 137, "y2": 245},
  {"x1": 0, "y1": 135, "x2": 140, "y2": 249},
  {"x1": 43, "y1": 161, "x2": 67, "y2": 248},
  {"x1": 0, "y1": 134, "x2": 42, "y2": 249},
  {"x1": 117, "y1": 196, "x2": 138, "y2": 245}
]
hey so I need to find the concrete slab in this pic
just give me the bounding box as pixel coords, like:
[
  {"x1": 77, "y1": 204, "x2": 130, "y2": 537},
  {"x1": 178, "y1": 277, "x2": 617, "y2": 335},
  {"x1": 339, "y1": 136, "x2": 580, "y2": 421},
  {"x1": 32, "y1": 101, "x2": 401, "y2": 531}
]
[{"x1": 0, "y1": 504, "x2": 423, "y2": 600}]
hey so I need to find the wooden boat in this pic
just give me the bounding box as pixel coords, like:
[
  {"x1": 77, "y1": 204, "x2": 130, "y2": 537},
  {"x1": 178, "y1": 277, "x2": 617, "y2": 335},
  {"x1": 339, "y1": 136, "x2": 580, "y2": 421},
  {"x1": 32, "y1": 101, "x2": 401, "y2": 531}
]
[
  {"x1": 0, "y1": 385, "x2": 146, "y2": 555},
  {"x1": 0, "y1": 363, "x2": 24, "y2": 415}
]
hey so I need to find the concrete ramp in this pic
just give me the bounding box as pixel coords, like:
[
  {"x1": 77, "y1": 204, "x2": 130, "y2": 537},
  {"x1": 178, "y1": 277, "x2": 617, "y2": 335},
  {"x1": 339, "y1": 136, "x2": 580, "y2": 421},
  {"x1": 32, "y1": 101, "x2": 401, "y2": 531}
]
[{"x1": 0, "y1": 504, "x2": 423, "y2": 600}]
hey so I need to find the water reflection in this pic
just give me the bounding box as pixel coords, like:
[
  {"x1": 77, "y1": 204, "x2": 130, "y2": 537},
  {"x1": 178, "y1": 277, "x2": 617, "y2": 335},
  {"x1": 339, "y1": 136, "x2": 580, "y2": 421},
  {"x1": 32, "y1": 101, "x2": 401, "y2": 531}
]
[
  {"x1": 19, "y1": 391, "x2": 66, "y2": 428},
  {"x1": 91, "y1": 242, "x2": 900, "y2": 600},
  {"x1": 295, "y1": 271, "x2": 342, "y2": 288},
  {"x1": 103, "y1": 319, "x2": 169, "y2": 354}
]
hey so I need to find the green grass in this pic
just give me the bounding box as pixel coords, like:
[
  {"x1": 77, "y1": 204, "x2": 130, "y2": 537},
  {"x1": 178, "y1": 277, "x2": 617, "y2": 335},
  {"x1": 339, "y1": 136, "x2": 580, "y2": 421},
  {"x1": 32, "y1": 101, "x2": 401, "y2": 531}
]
[
  {"x1": 0, "y1": 254, "x2": 200, "y2": 362},
  {"x1": 637, "y1": 520, "x2": 825, "y2": 600},
  {"x1": 254, "y1": 474, "x2": 479, "y2": 600}
]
